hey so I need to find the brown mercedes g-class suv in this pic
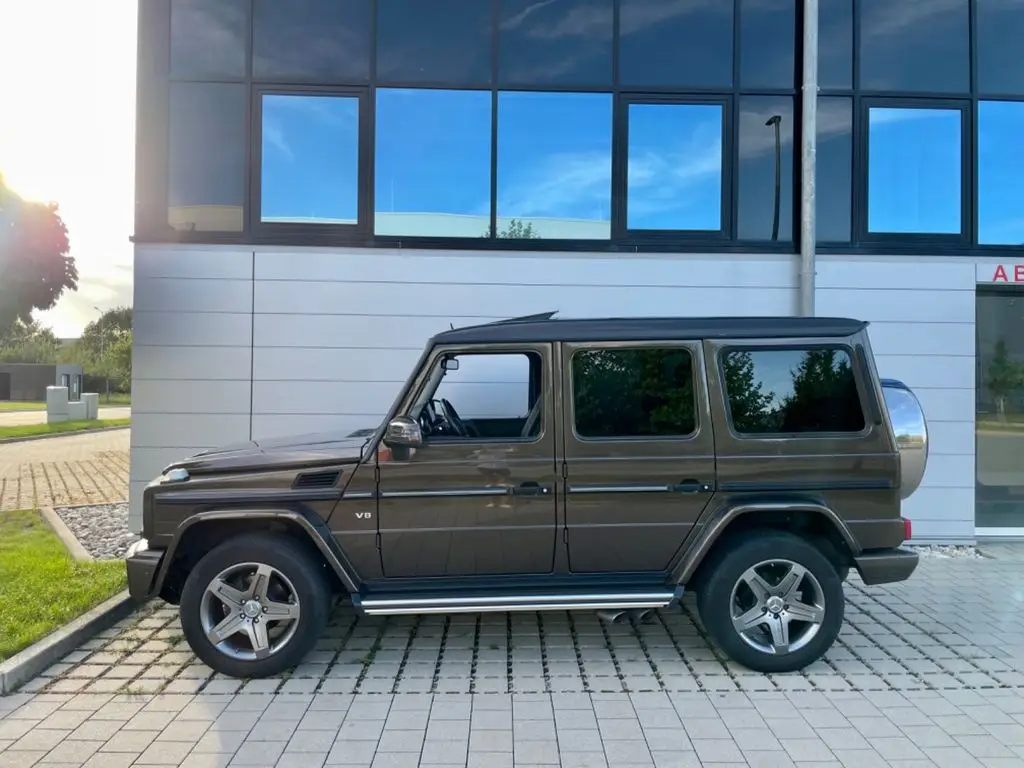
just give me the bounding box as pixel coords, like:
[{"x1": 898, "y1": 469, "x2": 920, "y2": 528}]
[{"x1": 126, "y1": 314, "x2": 927, "y2": 678}]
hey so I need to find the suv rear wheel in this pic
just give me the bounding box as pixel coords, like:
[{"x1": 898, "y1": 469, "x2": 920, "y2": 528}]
[
  {"x1": 696, "y1": 530, "x2": 844, "y2": 674},
  {"x1": 179, "y1": 533, "x2": 331, "y2": 678}
]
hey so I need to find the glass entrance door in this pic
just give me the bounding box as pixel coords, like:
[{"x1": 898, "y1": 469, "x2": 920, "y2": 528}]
[{"x1": 976, "y1": 286, "x2": 1024, "y2": 534}]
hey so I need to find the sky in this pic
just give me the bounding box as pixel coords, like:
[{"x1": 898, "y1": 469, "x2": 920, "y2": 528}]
[{"x1": 0, "y1": 0, "x2": 136, "y2": 338}]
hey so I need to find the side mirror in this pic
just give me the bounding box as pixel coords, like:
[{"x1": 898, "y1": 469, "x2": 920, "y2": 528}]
[
  {"x1": 442, "y1": 358, "x2": 460, "y2": 371},
  {"x1": 383, "y1": 416, "x2": 423, "y2": 448}
]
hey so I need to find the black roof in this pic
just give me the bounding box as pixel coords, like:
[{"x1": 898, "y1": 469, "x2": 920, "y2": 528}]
[{"x1": 431, "y1": 313, "x2": 868, "y2": 345}]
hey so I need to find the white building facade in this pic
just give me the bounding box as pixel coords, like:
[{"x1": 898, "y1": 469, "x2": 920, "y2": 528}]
[{"x1": 130, "y1": 0, "x2": 1024, "y2": 542}]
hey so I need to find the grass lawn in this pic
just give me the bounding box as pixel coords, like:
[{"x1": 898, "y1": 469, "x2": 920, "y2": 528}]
[
  {"x1": 0, "y1": 394, "x2": 131, "y2": 412},
  {"x1": 0, "y1": 418, "x2": 131, "y2": 441},
  {"x1": 0, "y1": 509, "x2": 127, "y2": 662}
]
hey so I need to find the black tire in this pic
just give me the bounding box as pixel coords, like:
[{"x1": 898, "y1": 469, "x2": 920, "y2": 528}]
[
  {"x1": 696, "y1": 530, "x2": 844, "y2": 674},
  {"x1": 179, "y1": 533, "x2": 331, "y2": 679}
]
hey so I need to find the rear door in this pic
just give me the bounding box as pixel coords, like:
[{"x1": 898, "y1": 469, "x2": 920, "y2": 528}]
[{"x1": 560, "y1": 340, "x2": 717, "y2": 573}]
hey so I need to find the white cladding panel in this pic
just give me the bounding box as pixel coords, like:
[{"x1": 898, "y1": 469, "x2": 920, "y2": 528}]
[{"x1": 131, "y1": 246, "x2": 978, "y2": 540}]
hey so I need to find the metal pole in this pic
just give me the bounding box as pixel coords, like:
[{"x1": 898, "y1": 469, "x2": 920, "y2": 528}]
[{"x1": 799, "y1": 0, "x2": 819, "y2": 316}]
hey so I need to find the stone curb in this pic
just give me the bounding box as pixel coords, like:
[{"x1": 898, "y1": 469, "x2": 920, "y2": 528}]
[
  {"x1": 0, "y1": 590, "x2": 142, "y2": 695},
  {"x1": 38, "y1": 506, "x2": 94, "y2": 562},
  {"x1": 0, "y1": 425, "x2": 130, "y2": 445}
]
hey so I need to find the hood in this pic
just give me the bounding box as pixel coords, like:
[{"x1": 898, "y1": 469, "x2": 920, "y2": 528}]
[{"x1": 164, "y1": 430, "x2": 374, "y2": 476}]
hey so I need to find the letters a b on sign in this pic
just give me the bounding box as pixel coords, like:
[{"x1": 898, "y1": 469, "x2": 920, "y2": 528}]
[{"x1": 990, "y1": 264, "x2": 1024, "y2": 282}]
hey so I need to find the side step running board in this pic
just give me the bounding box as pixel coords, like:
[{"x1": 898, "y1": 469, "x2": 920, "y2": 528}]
[{"x1": 354, "y1": 588, "x2": 683, "y2": 616}]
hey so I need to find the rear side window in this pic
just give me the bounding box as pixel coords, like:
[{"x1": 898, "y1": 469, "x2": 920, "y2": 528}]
[
  {"x1": 572, "y1": 347, "x2": 696, "y2": 438},
  {"x1": 721, "y1": 347, "x2": 865, "y2": 435}
]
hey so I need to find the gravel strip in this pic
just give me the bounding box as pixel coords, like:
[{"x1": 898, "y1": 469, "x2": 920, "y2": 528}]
[
  {"x1": 909, "y1": 543, "x2": 983, "y2": 559},
  {"x1": 52, "y1": 502, "x2": 139, "y2": 560}
]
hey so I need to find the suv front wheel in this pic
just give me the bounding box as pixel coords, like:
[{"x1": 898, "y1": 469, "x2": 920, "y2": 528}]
[
  {"x1": 179, "y1": 533, "x2": 331, "y2": 679},
  {"x1": 696, "y1": 530, "x2": 844, "y2": 674}
]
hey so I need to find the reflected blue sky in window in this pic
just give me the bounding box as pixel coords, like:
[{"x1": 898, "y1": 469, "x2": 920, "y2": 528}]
[
  {"x1": 627, "y1": 104, "x2": 722, "y2": 231},
  {"x1": 868, "y1": 108, "x2": 961, "y2": 234},
  {"x1": 374, "y1": 89, "x2": 491, "y2": 237},
  {"x1": 979, "y1": 101, "x2": 1024, "y2": 246},
  {"x1": 497, "y1": 92, "x2": 612, "y2": 239},
  {"x1": 260, "y1": 94, "x2": 359, "y2": 224}
]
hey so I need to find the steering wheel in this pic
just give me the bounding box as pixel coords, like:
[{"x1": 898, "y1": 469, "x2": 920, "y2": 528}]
[{"x1": 440, "y1": 398, "x2": 478, "y2": 438}]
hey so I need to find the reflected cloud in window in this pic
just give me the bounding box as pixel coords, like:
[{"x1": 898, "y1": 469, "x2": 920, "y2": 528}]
[
  {"x1": 253, "y1": 0, "x2": 371, "y2": 80},
  {"x1": 626, "y1": 104, "x2": 723, "y2": 232},
  {"x1": 260, "y1": 95, "x2": 360, "y2": 225},
  {"x1": 619, "y1": 0, "x2": 733, "y2": 88},
  {"x1": 168, "y1": 83, "x2": 246, "y2": 232},
  {"x1": 497, "y1": 92, "x2": 612, "y2": 240},
  {"x1": 739, "y1": 0, "x2": 796, "y2": 90},
  {"x1": 170, "y1": 0, "x2": 247, "y2": 79},
  {"x1": 859, "y1": 0, "x2": 969, "y2": 93},
  {"x1": 374, "y1": 89, "x2": 491, "y2": 237},
  {"x1": 498, "y1": 0, "x2": 613, "y2": 86},
  {"x1": 867, "y1": 107, "x2": 962, "y2": 235},
  {"x1": 977, "y1": 0, "x2": 1024, "y2": 95},
  {"x1": 737, "y1": 96, "x2": 793, "y2": 242},
  {"x1": 979, "y1": 101, "x2": 1024, "y2": 246},
  {"x1": 819, "y1": 0, "x2": 853, "y2": 90},
  {"x1": 377, "y1": 0, "x2": 492, "y2": 84}
]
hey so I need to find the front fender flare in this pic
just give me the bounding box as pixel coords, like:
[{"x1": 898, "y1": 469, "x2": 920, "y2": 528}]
[
  {"x1": 671, "y1": 499, "x2": 861, "y2": 586},
  {"x1": 150, "y1": 507, "x2": 360, "y2": 596}
]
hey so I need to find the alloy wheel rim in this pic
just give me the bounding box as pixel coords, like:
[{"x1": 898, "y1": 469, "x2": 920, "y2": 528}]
[
  {"x1": 199, "y1": 561, "x2": 301, "y2": 661},
  {"x1": 729, "y1": 558, "x2": 826, "y2": 656}
]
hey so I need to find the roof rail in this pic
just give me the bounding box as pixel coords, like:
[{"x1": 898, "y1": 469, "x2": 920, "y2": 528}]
[{"x1": 489, "y1": 311, "x2": 559, "y2": 326}]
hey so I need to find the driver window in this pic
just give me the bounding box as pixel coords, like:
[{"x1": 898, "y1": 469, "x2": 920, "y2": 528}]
[{"x1": 417, "y1": 351, "x2": 542, "y2": 441}]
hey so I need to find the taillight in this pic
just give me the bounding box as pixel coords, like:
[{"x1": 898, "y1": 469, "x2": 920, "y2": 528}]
[{"x1": 902, "y1": 517, "x2": 912, "y2": 542}]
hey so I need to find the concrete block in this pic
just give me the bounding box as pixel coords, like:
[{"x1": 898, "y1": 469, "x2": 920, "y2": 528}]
[
  {"x1": 46, "y1": 386, "x2": 69, "y2": 424},
  {"x1": 82, "y1": 393, "x2": 99, "y2": 420},
  {"x1": 67, "y1": 401, "x2": 87, "y2": 421}
]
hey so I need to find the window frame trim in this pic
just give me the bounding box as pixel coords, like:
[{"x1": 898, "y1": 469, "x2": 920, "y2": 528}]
[
  {"x1": 716, "y1": 342, "x2": 872, "y2": 441},
  {"x1": 614, "y1": 93, "x2": 733, "y2": 243},
  {"x1": 249, "y1": 84, "x2": 371, "y2": 241},
  {"x1": 857, "y1": 96, "x2": 973, "y2": 245}
]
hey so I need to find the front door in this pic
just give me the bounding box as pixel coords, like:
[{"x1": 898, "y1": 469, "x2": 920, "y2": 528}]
[
  {"x1": 377, "y1": 344, "x2": 558, "y2": 578},
  {"x1": 0, "y1": 373, "x2": 10, "y2": 401},
  {"x1": 561, "y1": 341, "x2": 716, "y2": 573}
]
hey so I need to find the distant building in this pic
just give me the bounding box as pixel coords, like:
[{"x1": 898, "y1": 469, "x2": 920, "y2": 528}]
[{"x1": 0, "y1": 363, "x2": 84, "y2": 402}]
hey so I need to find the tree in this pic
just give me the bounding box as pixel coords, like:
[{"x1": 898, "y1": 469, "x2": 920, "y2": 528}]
[
  {"x1": 779, "y1": 349, "x2": 861, "y2": 432},
  {"x1": 76, "y1": 306, "x2": 132, "y2": 364},
  {"x1": 986, "y1": 339, "x2": 1024, "y2": 422},
  {"x1": 99, "y1": 331, "x2": 132, "y2": 393},
  {"x1": 0, "y1": 318, "x2": 61, "y2": 363},
  {"x1": 721, "y1": 351, "x2": 776, "y2": 431},
  {"x1": 0, "y1": 173, "x2": 78, "y2": 337},
  {"x1": 481, "y1": 218, "x2": 542, "y2": 239}
]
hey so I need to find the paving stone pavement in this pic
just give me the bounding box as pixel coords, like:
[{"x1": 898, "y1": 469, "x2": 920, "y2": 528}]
[
  {"x1": 0, "y1": 429, "x2": 130, "y2": 511},
  {"x1": 3, "y1": 556, "x2": 1024, "y2": 766}
]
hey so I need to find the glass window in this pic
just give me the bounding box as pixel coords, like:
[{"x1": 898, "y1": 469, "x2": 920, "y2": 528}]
[
  {"x1": 260, "y1": 95, "x2": 360, "y2": 226},
  {"x1": 498, "y1": 0, "x2": 613, "y2": 86},
  {"x1": 867, "y1": 107, "x2": 962, "y2": 235},
  {"x1": 817, "y1": 97, "x2": 852, "y2": 242},
  {"x1": 739, "y1": 0, "x2": 796, "y2": 90},
  {"x1": 374, "y1": 89, "x2": 491, "y2": 238},
  {"x1": 976, "y1": 288, "x2": 1024, "y2": 529},
  {"x1": 618, "y1": 0, "x2": 732, "y2": 88},
  {"x1": 496, "y1": 92, "x2": 612, "y2": 240},
  {"x1": 253, "y1": 0, "x2": 371, "y2": 81},
  {"x1": 979, "y1": 101, "x2": 1024, "y2": 246},
  {"x1": 170, "y1": 0, "x2": 246, "y2": 80},
  {"x1": 168, "y1": 83, "x2": 246, "y2": 233},
  {"x1": 376, "y1": 0, "x2": 492, "y2": 84},
  {"x1": 737, "y1": 96, "x2": 793, "y2": 242},
  {"x1": 722, "y1": 348, "x2": 865, "y2": 435},
  {"x1": 819, "y1": 0, "x2": 853, "y2": 90},
  {"x1": 626, "y1": 103, "x2": 723, "y2": 232},
  {"x1": 859, "y1": 0, "x2": 970, "y2": 93},
  {"x1": 977, "y1": 0, "x2": 1024, "y2": 96},
  {"x1": 572, "y1": 348, "x2": 696, "y2": 438},
  {"x1": 418, "y1": 352, "x2": 541, "y2": 440}
]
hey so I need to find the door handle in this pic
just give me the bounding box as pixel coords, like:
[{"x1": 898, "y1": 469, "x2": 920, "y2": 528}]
[
  {"x1": 670, "y1": 479, "x2": 711, "y2": 494},
  {"x1": 514, "y1": 481, "x2": 550, "y2": 496}
]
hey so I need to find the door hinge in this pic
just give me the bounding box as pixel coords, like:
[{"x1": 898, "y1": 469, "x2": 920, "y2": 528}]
[
  {"x1": 376, "y1": 531, "x2": 381, "y2": 551},
  {"x1": 560, "y1": 462, "x2": 568, "y2": 480},
  {"x1": 374, "y1": 463, "x2": 381, "y2": 483},
  {"x1": 562, "y1": 526, "x2": 569, "y2": 543}
]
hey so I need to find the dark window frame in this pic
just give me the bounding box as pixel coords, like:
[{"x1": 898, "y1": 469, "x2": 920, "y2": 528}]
[
  {"x1": 568, "y1": 344, "x2": 700, "y2": 443},
  {"x1": 614, "y1": 94, "x2": 733, "y2": 243},
  {"x1": 717, "y1": 343, "x2": 871, "y2": 440},
  {"x1": 250, "y1": 85, "x2": 371, "y2": 244},
  {"x1": 856, "y1": 97, "x2": 972, "y2": 246}
]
